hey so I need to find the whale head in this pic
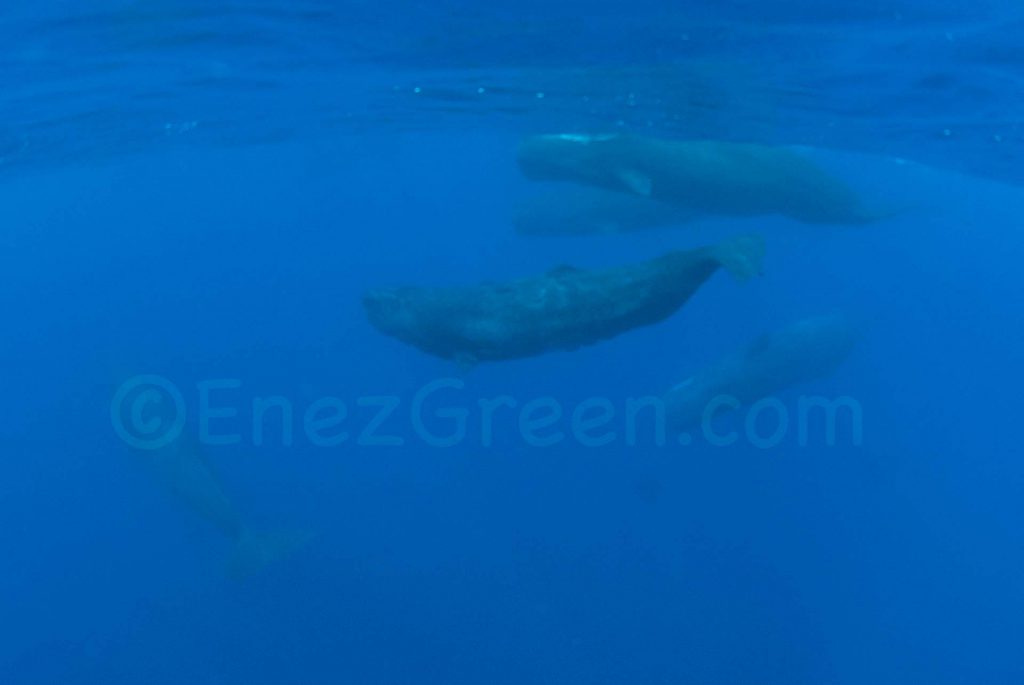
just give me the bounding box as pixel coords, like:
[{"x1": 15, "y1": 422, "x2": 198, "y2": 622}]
[
  {"x1": 517, "y1": 133, "x2": 618, "y2": 183},
  {"x1": 363, "y1": 288, "x2": 418, "y2": 338}
]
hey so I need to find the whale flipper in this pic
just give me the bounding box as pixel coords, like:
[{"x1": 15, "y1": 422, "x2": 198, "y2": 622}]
[{"x1": 618, "y1": 169, "x2": 653, "y2": 196}]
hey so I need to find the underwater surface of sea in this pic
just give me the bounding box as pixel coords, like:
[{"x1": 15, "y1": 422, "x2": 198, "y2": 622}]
[{"x1": 2, "y1": 1, "x2": 1024, "y2": 683}]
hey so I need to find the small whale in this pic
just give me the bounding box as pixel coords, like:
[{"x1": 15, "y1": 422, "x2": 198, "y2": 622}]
[
  {"x1": 364, "y1": 234, "x2": 765, "y2": 364},
  {"x1": 518, "y1": 133, "x2": 886, "y2": 225},
  {"x1": 514, "y1": 186, "x2": 699, "y2": 236},
  {"x1": 664, "y1": 313, "x2": 859, "y2": 429},
  {"x1": 147, "y1": 435, "x2": 312, "y2": 579}
]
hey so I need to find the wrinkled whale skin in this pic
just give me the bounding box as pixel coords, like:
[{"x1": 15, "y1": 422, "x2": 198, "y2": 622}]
[{"x1": 364, "y1": 236, "x2": 764, "y2": 363}]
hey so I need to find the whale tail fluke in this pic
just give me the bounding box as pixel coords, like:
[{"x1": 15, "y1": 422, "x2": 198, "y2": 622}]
[
  {"x1": 712, "y1": 234, "x2": 766, "y2": 282},
  {"x1": 226, "y1": 527, "x2": 315, "y2": 580}
]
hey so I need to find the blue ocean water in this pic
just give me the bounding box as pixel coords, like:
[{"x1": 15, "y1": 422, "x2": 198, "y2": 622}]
[{"x1": 2, "y1": 2, "x2": 1023, "y2": 683}]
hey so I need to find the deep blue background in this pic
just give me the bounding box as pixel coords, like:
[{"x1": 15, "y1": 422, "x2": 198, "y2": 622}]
[{"x1": 2, "y1": 2, "x2": 1024, "y2": 683}]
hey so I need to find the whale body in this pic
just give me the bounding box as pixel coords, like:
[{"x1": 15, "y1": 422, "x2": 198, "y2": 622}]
[
  {"x1": 364, "y1": 235, "x2": 765, "y2": 364},
  {"x1": 518, "y1": 133, "x2": 881, "y2": 225},
  {"x1": 664, "y1": 313, "x2": 859, "y2": 429}
]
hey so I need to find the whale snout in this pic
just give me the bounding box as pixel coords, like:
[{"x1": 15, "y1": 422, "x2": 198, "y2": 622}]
[
  {"x1": 363, "y1": 289, "x2": 408, "y2": 331},
  {"x1": 517, "y1": 133, "x2": 615, "y2": 181},
  {"x1": 517, "y1": 135, "x2": 571, "y2": 180}
]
